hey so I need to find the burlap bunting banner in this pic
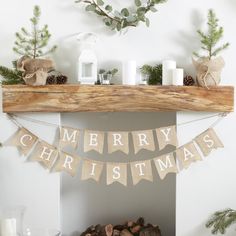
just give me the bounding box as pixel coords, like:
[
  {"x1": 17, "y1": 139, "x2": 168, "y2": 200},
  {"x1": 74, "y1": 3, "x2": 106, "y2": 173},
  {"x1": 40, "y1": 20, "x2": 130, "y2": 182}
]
[
  {"x1": 130, "y1": 160, "x2": 153, "y2": 185},
  {"x1": 107, "y1": 163, "x2": 127, "y2": 186},
  {"x1": 4, "y1": 128, "x2": 38, "y2": 156},
  {"x1": 153, "y1": 153, "x2": 178, "y2": 180},
  {"x1": 176, "y1": 142, "x2": 202, "y2": 169},
  {"x1": 84, "y1": 130, "x2": 104, "y2": 154},
  {"x1": 81, "y1": 159, "x2": 104, "y2": 182},
  {"x1": 194, "y1": 128, "x2": 224, "y2": 157},
  {"x1": 3, "y1": 115, "x2": 227, "y2": 186},
  {"x1": 59, "y1": 126, "x2": 80, "y2": 149},
  {"x1": 107, "y1": 132, "x2": 129, "y2": 154},
  {"x1": 156, "y1": 126, "x2": 178, "y2": 150},
  {"x1": 132, "y1": 130, "x2": 155, "y2": 154},
  {"x1": 53, "y1": 152, "x2": 80, "y2": 177},
  {"x1": 29, "y1": 140, "x2": 58, "y2": 169}
]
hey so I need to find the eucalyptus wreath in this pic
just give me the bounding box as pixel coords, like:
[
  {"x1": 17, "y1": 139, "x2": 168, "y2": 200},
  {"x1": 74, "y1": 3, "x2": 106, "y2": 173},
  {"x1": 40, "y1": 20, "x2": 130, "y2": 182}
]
[{"x1": 75, "y1": 0, "x2": 167, "y2": 32}]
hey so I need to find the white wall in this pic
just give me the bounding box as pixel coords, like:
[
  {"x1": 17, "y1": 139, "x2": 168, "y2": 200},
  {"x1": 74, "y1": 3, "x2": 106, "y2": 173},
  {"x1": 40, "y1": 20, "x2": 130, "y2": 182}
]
[
  {"x1": 176, "y1": 112, "x2": 236, "y2": 236},
  {"x1": 0, "y1": 0, "x2": 236, "y2": 235},
  {"x1": 0, "y1": 108, "x2": 61, "y2": 231}
]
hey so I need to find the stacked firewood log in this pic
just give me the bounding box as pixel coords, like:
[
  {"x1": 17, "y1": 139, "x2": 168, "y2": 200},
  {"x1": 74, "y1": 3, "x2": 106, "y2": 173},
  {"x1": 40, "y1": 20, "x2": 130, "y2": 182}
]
[{"x1": 80, "y1": 218, "x2": 162, "y2": 236}]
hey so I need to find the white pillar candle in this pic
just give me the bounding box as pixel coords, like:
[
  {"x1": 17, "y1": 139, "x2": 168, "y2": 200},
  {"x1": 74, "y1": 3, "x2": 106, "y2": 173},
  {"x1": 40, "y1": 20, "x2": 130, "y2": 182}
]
[
  {"x1": 1, "y1": 219, "x2": 17, "y2": 236},
  {"x1": 122, "y1": 60, "x2": 137, "y2": 85},
  {"x1": 172, "y1": 68, "x2": 184, "y2": 85},
  {"x1": 162, "y1": 60, "x2": 176, "y2": 85}
]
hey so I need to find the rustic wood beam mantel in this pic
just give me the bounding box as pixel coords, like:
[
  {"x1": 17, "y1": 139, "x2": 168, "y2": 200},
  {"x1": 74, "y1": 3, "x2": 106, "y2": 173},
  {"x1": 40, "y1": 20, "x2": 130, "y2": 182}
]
[{"x1": 2, "y1": 85, "x2": 234, "y2": 113}]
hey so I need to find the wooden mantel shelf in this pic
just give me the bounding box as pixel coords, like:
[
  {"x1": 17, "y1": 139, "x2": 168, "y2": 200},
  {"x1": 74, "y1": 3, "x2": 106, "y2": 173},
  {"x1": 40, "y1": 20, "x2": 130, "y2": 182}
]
[{"x1": 2, "y1": 84, "x2": 234, "y2": 113}]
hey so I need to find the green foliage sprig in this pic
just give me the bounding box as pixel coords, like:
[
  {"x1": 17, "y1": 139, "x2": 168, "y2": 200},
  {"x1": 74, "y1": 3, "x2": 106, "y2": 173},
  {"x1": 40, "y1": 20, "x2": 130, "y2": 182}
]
[
  {"x1": 140, "y1": 64, "x2": 162, "y2": 85},
  {"x1": 99, "y1": 68, "x2": 118, "y2": 76},
  {"x1": 206, "y1": 208, "x2": 236, "y2": 234},
  {"x1": 0, "y1": 61, "x2": 24, "y2": 85},
  {"x1": 193, "y1": 9, "x2": 229, "y2": 60},
  {"x1": 13, "y1": 5, "x2": 57, "y2": 58},
  {"x1": 75, "y1": 0, "x2": 167, "y2": 32}
]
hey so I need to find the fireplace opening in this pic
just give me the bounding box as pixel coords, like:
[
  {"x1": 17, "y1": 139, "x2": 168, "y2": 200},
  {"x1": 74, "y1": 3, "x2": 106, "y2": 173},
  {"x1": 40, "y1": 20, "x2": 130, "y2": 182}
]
[{"x1": 61, "y1": 112, "x2": 176, "y2": 236}]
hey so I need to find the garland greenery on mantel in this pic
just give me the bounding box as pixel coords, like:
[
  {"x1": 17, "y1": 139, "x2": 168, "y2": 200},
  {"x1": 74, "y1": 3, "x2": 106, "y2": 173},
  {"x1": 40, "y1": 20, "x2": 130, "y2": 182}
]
[{"x1": 75, "y1": 0, "x2": 167, "y2": 32}]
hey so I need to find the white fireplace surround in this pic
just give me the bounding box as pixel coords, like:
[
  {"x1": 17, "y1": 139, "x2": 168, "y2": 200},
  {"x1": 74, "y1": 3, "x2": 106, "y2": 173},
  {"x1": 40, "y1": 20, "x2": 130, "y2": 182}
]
[{"x1": 0, "y1": 0, "x2": 236, "y2": 235}]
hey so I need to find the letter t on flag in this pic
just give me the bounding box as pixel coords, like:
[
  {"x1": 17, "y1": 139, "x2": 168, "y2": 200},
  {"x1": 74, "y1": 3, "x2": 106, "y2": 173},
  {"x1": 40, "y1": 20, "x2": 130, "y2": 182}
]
[{"x1": 130, "y1": 160, "x2": 153, "y2": 185}]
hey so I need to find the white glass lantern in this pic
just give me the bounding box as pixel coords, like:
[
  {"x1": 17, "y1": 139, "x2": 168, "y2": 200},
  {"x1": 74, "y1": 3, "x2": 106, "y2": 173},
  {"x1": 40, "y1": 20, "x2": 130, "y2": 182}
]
[{"x1": 77, "y1": 33, "x2": 98, "y2": 85}]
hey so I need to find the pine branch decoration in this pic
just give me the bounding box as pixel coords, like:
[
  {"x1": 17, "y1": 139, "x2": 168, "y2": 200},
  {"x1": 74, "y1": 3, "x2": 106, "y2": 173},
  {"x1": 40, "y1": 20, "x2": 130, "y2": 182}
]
[
  {"x1": 13, "y1": 5, "x2": 57, "y2": 58},
  {"x1": 140, "y1": 64, "x2": 162, "y2": 85},
  {"x1": 0, "y1": 62, "x2": 24, "y2": 85},
  {"x1": 193, "y1": 9, "x2": 229, "y2": 60},
  {"x1": 206, "y1": 208, "x2": 236, "y2": 234}
]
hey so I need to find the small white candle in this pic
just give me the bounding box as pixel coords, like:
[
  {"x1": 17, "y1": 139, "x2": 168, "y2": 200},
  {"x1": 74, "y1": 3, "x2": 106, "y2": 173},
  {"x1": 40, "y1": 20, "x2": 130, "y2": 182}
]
[
  {"x1": 1, "y1": 218, "x2": 17, "y2": 236},
  {"x1": 172, "y1": 68, "x2": 184, "y2": 85},
  {"x1": 162, "y1": 60, "x2": 176, "y2": 85},
  {"x1": 122, "y1": 60, "x2": 137, "y2": 85}
]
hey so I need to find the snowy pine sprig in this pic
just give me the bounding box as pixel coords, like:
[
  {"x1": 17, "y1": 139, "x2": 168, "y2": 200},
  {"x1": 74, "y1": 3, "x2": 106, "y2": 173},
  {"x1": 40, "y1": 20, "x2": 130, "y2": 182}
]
[
  {"x1": 13, "y1": 5, "x2": 57, "y2": 59},
  {"x1": 193, "y1": 9, "x2": 229, "y2": 60}
]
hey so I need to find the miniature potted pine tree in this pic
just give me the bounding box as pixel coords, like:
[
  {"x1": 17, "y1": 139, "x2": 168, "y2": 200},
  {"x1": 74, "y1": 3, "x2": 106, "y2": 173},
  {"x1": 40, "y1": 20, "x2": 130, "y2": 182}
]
[
  {"x1": 193, "y1": 9, "x2": 229, "y2": 88},
  {"x1": 0, "y1": 5, "x2": 57, "y2": 85}
]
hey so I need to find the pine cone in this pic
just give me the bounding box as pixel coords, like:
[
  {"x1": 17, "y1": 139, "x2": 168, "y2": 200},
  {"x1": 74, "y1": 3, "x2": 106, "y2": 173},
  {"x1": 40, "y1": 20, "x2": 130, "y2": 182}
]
[
  {"x1": 46, "y1": 75, "x2": 56, "y2": 85},
  {"x1": 184, "y1": 75, "x2": 195, "y2": 86},
  {"x1": 56, "y1": 75, "x2": 68, "y2": 84}
]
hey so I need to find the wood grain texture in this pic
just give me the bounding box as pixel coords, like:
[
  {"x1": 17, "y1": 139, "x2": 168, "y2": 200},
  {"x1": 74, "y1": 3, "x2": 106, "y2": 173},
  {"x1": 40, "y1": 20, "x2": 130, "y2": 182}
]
[{"x1": 2, "y1": 84, "x2": 234, "y2": 113}]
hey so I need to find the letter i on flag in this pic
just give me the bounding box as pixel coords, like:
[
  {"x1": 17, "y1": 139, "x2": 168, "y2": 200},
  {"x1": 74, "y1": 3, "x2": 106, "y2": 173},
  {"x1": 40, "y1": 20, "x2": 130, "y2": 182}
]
[{"x1": 81, "y1": 159, "x2": 104, "y2": 182}]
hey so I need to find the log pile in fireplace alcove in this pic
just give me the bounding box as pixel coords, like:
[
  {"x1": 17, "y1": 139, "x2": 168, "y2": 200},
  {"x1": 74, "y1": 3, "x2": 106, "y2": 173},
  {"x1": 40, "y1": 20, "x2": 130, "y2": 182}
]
[{"x1": 81, "y1": 217, "x2": 162, "y2": 236}]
